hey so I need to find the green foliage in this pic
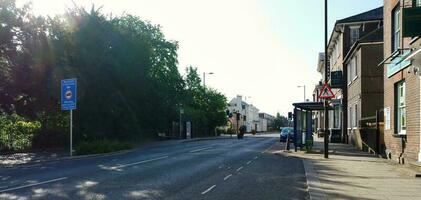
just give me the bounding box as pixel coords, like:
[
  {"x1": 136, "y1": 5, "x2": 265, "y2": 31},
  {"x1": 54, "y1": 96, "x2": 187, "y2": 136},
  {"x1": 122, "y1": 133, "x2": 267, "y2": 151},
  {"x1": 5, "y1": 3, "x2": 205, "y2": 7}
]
[
  {"x1": 0, "y1": 113, "x2": 41, "y2": 151},
  {"x1": 0, "y1": 1, "x2": 228, "y2": 152},
  {"x1": 75, "y1": 139, "x2": 131, "y2": 155},
  {"x1": 183, "y1": 67, "x2": 227, "y2": 137},
  {"x1": 274, "y1": 113, "x2": 290, "y2": 129}
]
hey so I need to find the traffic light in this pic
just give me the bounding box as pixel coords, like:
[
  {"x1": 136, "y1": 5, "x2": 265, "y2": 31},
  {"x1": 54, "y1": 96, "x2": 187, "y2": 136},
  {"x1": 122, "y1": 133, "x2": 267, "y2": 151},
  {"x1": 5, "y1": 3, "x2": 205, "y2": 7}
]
[{"x1": 288, "y1": 112, "x2": 292, "y2": 119}]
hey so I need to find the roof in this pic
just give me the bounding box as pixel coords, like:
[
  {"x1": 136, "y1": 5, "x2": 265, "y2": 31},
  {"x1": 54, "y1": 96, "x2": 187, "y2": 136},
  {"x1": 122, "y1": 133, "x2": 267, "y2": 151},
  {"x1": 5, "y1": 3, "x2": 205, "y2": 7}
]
[
  {"x1": 328, "y1": 6, "x2": 383, "y2": 53},
  {"x1": 343, "y1": 27, "x2": 383, "y2": 63},
  {"x1": 358, "y1": 27, "x2": 383, "y2": 43},
  {"x1": 337, "y1": 7, "x2": 383, "y2": 24},
  {"x1": 292, "y1": 102, "x2": 333, "y2": 111}
]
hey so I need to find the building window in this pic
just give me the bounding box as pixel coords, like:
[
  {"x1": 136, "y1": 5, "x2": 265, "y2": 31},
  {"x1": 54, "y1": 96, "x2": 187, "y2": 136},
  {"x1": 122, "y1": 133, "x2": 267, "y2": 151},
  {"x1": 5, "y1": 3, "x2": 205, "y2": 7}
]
[
  {"x1": 353, "y1": 104, "x2": 358, "y2": 128},
  {"x1": 350, "y1": 26, "x2": 360, "y2": 45},
  {"x1": 415, "y1": 0, "x2": 421, "y2": 7},
  {"x1": 347, "y1": 56, "x2": 357, "y2": 84},
  {"x1": 395, "y1": 81, "x2": 406, "y2": 135},
  {"x1": 348, "y1": 106, "x2": 352, "y2": 129},
  {"x1": 392, "y1": 5, "x2": 401, "y2": 52}
]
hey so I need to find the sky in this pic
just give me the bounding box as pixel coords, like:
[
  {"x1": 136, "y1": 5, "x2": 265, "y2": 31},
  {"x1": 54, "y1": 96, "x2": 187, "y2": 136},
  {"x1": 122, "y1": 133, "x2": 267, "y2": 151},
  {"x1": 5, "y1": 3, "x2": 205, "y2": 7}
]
[{"x1": 16, "y1": 0, "x2": 383, "y2": 116}]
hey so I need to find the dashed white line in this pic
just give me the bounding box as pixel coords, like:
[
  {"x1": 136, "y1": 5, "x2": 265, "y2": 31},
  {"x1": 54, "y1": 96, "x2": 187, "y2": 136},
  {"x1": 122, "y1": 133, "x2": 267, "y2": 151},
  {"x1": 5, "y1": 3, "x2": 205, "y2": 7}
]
[
  {"x1": 223, "y1": 174, "x2": 232, "y2": 181},
  {"x1": 189, "y1": 147, "x2": 212, "y2": 153},
  {"x1": 254, "y1": 156, "x2": 258, "y2": 160},
  {"x1": 246, "y1": 160, "x2": 252, "y2": 165},
  {"x1": 0, "y1": 177, "x2": 68, "y2": 193},
  {"x1": 113, "y1": 156, "x2": 169, "y2": 169},
  {"x1": 236, "y1": 166, "x2": 244, "y2": 172},
  {"x1": 201, "y1": 185, "x2": 216, "y2": 195}
]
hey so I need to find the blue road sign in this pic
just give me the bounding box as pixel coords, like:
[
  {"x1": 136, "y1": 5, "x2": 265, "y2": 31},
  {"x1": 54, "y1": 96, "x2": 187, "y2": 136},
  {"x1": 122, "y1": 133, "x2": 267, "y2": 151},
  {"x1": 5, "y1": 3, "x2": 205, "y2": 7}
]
[{"x1": 61, "y1": 79, "x2": 77, "y2": 110}]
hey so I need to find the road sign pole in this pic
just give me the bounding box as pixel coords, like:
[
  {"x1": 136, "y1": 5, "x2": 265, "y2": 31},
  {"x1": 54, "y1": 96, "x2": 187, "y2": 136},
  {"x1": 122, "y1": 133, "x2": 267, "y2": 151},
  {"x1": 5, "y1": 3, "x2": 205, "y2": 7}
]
[
  {"x1": 70, "y1": 109, "x2": 73, "y2": 157},
  {"x1": 324, "y1": 0, "x2": 329, "y2": 159}
]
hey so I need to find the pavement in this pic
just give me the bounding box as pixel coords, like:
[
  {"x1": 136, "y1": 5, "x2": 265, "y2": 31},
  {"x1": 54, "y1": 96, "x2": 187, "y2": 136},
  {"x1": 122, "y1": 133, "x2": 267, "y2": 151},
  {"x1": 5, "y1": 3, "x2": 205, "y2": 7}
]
[
  {"x1": 0, "y1": 133, "x2": 309, "y2": 200},
  {"x1": 271, "y1": 136, "x2": 421, "y2": 200}
]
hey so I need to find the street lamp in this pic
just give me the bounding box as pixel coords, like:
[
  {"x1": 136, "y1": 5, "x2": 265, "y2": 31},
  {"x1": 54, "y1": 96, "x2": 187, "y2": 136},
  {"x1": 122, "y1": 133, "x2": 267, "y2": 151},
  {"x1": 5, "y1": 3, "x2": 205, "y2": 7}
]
[
  {"x1": 297, "y1": 85, "x2": 306, "y2": 101},
  {"x1": 203, "y1": 72, "x2": 214, "y2": 88}
]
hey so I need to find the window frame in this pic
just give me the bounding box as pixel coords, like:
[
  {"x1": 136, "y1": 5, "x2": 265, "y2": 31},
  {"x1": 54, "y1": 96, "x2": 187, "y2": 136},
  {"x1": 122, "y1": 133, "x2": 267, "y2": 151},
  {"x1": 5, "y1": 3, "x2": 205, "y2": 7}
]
[
  {"x1": 348, "y1": 106, "x2": 352, "y2": 129},
  {"x1": 352, "y1": 56, "x2": 358, "y2": 80},
  {"x1": 350, "y1": 26, "x2": 360, "y2": 46},
  {"x1": 353, "y1": 103, "x2": 358, "y2": 129},
  {"x1": 395, "y1": 81, "x2": 406, "y2": 135},
  {"x1": 392, "y1": 4, "x2": 401, "y2": 53}
]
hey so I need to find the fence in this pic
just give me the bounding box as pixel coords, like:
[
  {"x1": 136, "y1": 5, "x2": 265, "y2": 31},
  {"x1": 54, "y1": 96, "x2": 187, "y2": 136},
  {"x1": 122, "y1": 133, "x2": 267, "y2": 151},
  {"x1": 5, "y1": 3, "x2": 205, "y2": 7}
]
[{"x1": 358, "y1": 110, "x2": 384, "y2": 155}]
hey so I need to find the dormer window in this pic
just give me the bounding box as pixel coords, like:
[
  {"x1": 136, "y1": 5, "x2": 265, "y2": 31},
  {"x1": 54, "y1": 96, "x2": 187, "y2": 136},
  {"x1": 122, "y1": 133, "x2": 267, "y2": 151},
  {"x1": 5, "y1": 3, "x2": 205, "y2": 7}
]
[{"x1": 350, "y1": 26, "x2": 360, "y2": 45}]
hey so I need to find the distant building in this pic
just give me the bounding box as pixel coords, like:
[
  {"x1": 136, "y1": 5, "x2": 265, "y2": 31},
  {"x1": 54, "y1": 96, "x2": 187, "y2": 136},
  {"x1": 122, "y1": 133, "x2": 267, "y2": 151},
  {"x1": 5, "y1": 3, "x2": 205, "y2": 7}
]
[
  {"x1": 228, "y1": 95, "x2": 271, "y2": 133},
  {"x1": 259, "y1": 113, "x2": 275, "y2": 132}
]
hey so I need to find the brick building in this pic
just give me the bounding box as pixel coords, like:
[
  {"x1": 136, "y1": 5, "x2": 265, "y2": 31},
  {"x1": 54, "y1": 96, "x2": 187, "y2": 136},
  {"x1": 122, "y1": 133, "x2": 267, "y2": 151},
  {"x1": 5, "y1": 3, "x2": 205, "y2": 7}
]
[
  {"x1": 381, "y1": 0, "x2": 421, "y2": 164},
  {"x1": 326, "y1": 7, "x2": 383, "y2": 142},
  {"x1": 344, "y1": 28, "x2": 384, "y2": 151}
]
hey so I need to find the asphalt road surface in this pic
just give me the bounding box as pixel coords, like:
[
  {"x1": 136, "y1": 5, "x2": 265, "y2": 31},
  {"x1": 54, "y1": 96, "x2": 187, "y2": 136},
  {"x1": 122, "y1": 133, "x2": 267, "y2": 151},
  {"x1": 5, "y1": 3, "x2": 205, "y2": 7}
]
[{"x1": 0, "y1": 133, "x2": 309, "y2": 200}]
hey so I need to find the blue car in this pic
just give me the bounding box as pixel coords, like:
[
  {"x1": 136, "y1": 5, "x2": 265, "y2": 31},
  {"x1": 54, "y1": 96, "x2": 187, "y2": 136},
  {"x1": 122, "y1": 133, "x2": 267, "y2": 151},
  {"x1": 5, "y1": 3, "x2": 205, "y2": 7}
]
[{"x1": 280, "y1": 127, "x2": 294, "y2": 142}]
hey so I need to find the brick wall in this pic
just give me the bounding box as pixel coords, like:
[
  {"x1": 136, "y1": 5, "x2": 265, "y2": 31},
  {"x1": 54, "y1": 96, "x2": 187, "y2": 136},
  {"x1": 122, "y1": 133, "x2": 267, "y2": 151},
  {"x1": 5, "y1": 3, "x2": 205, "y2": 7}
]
[{"x1": 383, "y1": 0, "x2": 420, "y2": 163}]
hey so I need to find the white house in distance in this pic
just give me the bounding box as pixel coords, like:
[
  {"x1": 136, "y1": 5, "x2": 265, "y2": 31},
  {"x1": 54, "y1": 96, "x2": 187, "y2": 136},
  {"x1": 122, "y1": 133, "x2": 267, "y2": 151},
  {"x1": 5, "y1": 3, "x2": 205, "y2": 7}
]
[{"x1": 228, "y1": 95, "x2": 273, "y2": 132}]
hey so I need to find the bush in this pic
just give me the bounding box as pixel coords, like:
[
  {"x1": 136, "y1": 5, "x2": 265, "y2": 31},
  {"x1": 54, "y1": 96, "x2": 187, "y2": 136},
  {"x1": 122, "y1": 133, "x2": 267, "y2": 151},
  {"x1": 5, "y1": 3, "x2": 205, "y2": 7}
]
[
  {"x1": 75, "y1": 139, "x2": 132, "y2": 155},
  {"x1": 0, "y1": 113, "x2": 41, "y2": 152}
]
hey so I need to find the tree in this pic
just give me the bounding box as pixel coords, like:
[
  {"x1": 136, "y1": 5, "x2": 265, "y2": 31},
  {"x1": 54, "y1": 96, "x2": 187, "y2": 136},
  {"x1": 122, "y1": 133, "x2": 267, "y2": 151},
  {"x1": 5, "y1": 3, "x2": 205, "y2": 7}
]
[
  {"x1": 274, "y1": 113, "x2": 290, "y2": 129},
  {"x1": 183, "y1": 66, "x2": 227, "y2": 137}
]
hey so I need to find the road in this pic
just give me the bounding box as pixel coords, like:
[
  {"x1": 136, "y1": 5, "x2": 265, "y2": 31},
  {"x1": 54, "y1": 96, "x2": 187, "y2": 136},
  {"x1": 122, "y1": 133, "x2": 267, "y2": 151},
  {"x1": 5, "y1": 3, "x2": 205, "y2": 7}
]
[{"x1": 0, "y1": 133, "x2": 309, "y2": 200}]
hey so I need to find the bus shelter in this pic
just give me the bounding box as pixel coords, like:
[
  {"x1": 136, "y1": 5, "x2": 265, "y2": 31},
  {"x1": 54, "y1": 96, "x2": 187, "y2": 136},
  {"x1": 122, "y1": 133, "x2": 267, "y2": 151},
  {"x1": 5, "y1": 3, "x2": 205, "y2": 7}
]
[{"x1": 292, "y1": 101, "x2": 333, "y2": 150}]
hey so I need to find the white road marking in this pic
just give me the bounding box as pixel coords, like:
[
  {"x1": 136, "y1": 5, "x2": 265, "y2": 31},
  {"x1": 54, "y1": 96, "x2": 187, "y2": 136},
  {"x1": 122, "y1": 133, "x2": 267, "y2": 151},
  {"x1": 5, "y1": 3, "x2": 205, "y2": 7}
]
[
  {"x1": 114, "y1": 156, "x2": 169, "y2": 169},
  {"x1": 0, "y1": 177, "x2": 68, "y2": 193},
  {"x1": 189, "y1": 147, "x2": 212, "y2": 153},
  {"x1": 246, "y1": 160, "x2": 252, "y2": 165},
  {"x1": 223, "y1": 174, "x2": 232, "y2": 181},
  {"x1": 201, "y1": 185, "x2": 216, "y2": 195},
  {"x1": 236, "y1": 166, "x2": 243, "y2": 172},
  {"x1": 254, "y1": 156, "x2": 258, "y2": 160}
]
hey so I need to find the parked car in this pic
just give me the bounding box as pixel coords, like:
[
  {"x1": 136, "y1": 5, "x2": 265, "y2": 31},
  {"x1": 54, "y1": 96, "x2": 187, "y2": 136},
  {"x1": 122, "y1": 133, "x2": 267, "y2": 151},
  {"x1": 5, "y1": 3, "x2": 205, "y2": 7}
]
[{"x1": 280, "y1": 127, "x2": 294, "y2": 142}]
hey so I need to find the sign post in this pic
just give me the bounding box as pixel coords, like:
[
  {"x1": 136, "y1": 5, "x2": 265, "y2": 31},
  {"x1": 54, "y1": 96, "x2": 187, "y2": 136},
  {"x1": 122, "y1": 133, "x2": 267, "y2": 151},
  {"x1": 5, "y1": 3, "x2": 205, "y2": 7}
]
[{"x1": 61, "y1": 79, "x2": 77, "y2": 156}]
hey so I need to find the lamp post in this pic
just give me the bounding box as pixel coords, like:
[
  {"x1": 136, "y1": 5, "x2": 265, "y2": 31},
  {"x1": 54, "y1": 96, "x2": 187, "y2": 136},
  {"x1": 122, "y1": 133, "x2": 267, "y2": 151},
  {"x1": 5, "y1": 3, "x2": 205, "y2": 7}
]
[
  {"x1": 297, "y1": 85, "x2": 306, "y2": 101},
  {"x1": 203, "y1": 72, "x2": 214, "y2": 88}
]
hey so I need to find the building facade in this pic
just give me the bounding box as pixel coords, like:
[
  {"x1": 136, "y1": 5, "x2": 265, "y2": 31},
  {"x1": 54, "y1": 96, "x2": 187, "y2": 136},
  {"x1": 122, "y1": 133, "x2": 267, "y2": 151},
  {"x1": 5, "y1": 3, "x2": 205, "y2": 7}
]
[
  {"x1": 227, "y1": 95, "x2": 262, "y2": 133},
  {"x1": 382, "y1": 0, "x2": 421, "y2": 164},
  {"x1": 344, "y1": 28, "x2": 384, "y2": 151},
  {"x1": 259, "y1": 113, "x2": 275, "y2": 132},
  {"x1": 327, "y1": 7, "x2": 383, "y2": 142}
]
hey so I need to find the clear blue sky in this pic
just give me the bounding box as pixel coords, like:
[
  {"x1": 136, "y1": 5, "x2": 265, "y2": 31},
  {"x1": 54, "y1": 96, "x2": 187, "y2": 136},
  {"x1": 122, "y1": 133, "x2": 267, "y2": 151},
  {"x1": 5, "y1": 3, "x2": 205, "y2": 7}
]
[{"x1": 20, "y1": 0, "x2": 384, "y2": 116}]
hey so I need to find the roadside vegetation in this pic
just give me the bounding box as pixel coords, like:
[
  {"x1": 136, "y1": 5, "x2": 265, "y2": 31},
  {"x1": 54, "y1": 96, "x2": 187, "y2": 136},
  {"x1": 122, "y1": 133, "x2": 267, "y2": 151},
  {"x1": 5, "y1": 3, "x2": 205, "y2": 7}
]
[{"x1": 0, "y1": 0, "x2": 227, "y2": 153}]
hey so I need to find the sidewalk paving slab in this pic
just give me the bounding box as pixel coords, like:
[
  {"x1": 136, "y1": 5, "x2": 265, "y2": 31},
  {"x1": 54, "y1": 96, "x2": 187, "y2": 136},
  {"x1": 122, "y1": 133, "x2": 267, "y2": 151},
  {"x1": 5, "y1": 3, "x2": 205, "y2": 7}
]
[{"x1": 269, "y1": 136, "x2": 421, "y2": 200}]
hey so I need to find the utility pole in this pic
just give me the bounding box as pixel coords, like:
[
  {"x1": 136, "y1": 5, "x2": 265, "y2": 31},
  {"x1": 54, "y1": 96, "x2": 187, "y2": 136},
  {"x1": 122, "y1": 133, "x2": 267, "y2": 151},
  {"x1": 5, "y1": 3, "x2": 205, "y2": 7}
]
[{"x1": 324, "y1": 0, "x2": 329, "y2": 159}]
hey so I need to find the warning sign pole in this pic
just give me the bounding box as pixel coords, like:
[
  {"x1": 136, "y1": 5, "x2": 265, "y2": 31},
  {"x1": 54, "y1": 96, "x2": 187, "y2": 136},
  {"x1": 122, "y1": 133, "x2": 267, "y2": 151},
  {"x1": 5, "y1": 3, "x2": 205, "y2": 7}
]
[{"x1": 324, "y1": 0, "x2": 329, "y2": 159}]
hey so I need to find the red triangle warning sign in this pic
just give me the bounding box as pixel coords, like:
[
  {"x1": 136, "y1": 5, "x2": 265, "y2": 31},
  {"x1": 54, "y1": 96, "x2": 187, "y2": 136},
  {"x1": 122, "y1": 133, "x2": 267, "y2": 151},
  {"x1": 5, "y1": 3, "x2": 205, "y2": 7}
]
[{"x1": 318, "y1": 83, "x2": 335, "y2": 99}]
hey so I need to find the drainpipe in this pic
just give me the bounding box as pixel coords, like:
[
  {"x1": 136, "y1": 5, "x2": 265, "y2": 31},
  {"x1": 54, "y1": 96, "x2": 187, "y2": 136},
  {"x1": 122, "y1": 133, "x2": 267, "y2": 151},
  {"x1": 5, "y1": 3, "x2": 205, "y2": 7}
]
[{"x1": 419, "y1": 69, "x2": 421, "y2": 162}]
